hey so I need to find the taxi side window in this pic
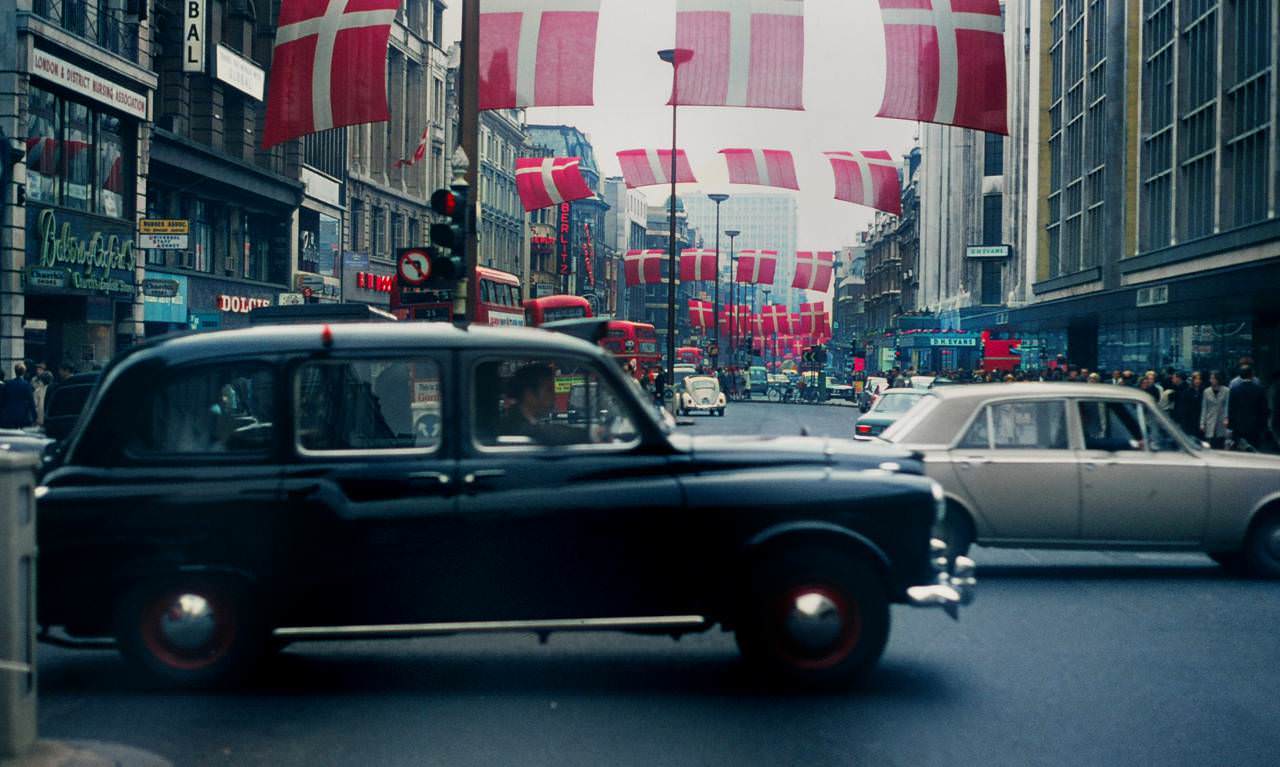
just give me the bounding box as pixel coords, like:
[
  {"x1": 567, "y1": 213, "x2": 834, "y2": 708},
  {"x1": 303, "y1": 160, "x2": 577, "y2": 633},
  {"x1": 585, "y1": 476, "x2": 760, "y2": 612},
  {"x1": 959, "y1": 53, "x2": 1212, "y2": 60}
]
[
  {"x1": 295, "y1": 359, "x2": 442, "y2": 452},
  {"x1": 129, "y1": 363, "x2": 275, "y2": 456},
  {"x1": 957, "y1": 409, "x2": 991, "y2": 449},
  {"x1": 1077, "y1": 401, "x2": 1144, "y2": 451},
  {"x1": 989, "y1": 401, "x2": 1069, "y2": 449},
  {"x1": 473, "y1": 357, "x2": 638, "y2": 449}
]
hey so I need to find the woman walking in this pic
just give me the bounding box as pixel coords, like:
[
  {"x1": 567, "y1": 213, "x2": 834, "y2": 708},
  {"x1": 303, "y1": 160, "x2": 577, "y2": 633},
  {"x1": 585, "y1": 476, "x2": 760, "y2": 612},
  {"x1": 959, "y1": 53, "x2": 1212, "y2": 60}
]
[{"x1": 1201, "y1": 371, "x2": 1230, "y2": 449}]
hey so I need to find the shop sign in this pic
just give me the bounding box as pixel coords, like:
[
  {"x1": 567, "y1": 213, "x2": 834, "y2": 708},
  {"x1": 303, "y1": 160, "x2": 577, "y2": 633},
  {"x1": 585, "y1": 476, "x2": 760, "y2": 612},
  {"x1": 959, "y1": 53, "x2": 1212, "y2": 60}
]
[
  {"x1": 1136, "y1": 284, "x2": 1169, "y2": 308},
  {"x1": 557, "y1": 203, "x2": 572, "y2": 276},
  {"x1": 189, "y1": 311, "x2": 221, "y2": 330},
  {"x1": 25, "y1": 206, "x2": 136, "y2": 295},
  {"x1": 965, "y1": 245, "x2": 1011, "y2": 259},
  {"x1": 142, "y1": 273, "x2": 189, "y2": 324},
  {"x1": 215, "y1": 44, "x2": 265, "y2": 101},
  {"x1": 217, "y1": 294, "x2": 272, "y2": 313},
  {"x1": 183, "y1": 0, "x2": 206, "y2": 73},
  {"x1": 928, "y1": 337, "x2": 978, "y2": 347},
  {"x1": 278, "y1": 293, "x2": 305, "y2": 306},
  {"x1": 139, "y1": 219, "x2": 190, "y2": 235},
  {"x1": 29, "y1": 48, "x2": 148, "y2": 120},
  {"x1": 139, "y1": 233, "x2": 189, "y2": 250},
  {"x1": 343, "y1": 251, "x2": 370, "y2": 270},
  {"x1": 356, "y1": 272, "x2": 394, "y2": 293}
]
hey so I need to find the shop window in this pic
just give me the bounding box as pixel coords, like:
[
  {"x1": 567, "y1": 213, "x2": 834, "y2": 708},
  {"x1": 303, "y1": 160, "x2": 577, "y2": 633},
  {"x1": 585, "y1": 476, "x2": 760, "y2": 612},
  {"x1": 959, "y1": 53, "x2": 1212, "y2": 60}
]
[
  {"x1": 97, "y1": 113, "x2": 126, "y2": 218},
  {"x1": 23, "y1": 85, "x2": 132, "y2": 217},
  {"x1": 25, "y1": 87, "x2": 60, "y2": 205},
  {"x1": 63, "y1": 102, "x2": 93, "y2": 211}
]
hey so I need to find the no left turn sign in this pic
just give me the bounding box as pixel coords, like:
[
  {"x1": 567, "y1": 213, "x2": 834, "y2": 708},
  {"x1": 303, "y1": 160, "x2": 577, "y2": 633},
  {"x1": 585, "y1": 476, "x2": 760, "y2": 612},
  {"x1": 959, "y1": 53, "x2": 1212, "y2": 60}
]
[{"x1": 398, "y1": 249, "x2": 432, "y2": 285}]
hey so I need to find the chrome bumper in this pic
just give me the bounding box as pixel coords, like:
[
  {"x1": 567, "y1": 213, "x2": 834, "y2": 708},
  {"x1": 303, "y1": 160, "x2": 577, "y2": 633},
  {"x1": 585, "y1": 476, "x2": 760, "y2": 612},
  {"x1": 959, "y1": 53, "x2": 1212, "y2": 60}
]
[{"x1": 905, "y1": 538, "x2": 976, "y2": 620}]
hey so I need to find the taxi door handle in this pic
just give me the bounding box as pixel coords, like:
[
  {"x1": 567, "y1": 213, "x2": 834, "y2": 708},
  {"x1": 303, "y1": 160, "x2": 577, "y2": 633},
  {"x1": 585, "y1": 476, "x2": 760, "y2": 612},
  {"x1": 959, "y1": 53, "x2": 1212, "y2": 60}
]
[
  {"x1": 959, "y1": 457, "x2": 990, "y2": 468},
  {"x1": 407, "y1": 470, "x2": 452, "y2": 486},
  {"x1": 463, "y1": 469, "x2": 507, "y2": 485}
]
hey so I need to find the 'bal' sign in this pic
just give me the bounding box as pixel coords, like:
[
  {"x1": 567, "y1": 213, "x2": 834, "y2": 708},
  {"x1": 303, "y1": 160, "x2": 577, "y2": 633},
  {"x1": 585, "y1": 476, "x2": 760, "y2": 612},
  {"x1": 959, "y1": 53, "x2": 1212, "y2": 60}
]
[{"x1": 184, "y1": 0, "x2": 205, "y2": 74}]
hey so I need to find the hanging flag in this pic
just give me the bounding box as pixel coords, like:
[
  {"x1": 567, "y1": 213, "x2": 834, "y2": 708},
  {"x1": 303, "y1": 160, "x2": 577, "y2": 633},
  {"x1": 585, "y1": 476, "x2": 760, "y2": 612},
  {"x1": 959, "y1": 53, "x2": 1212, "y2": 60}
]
[
  {"x1": 263, "y1": 0, "x2": 401, "y2": 149},
  {"x1": 617, "y1": 149, "x2": 698, "y2": 189},
  {"x1": 877, "y1": 0, "x2": 1008, "y2": 135},
  {"x1": 671, "y1": 0, "x2": 805, "y2": 110},
  {"x1": 826, "y1": 150, "x2": 902, "y2": 215},
  {"x1": 735, "y1": 250, "x2": 778, "y2": 284},
  {"x1": 624, "y1": 249, "x2": 665, "y2": 286},
  {"x1": 720, "y1": 148, "x2": 799, "y2": 190},
  {"x1": 689, "y1": 298, "x2": 714, "y2": 328},
  {"x1": 680, "y1": 248, "x2": 718, "y2": 281},
  {"x1": 792, "y1": 250, "x2": 835, "y2": 291},
  {"x1": 480, "y1": 0, "x2": 602, "y2": 110},
  {"x1": 395, "y1": 125, "x2": 430, "y2": 168},
  {"x1": 799, "y1": 301, "x2": 829, "y2": 336},
  {"x1": 515, "y1": 157, "x2": 595, "y2": 212},
  {"x1": 761, "y1": 304, "x2": 792, "y2": 335}
]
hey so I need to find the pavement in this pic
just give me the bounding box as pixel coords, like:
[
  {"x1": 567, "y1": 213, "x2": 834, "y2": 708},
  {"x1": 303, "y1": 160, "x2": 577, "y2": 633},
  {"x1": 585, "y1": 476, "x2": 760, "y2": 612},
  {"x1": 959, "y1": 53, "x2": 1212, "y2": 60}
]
[{"x1": 23, "y1": 401, "x2": 1280, "y2": 766}]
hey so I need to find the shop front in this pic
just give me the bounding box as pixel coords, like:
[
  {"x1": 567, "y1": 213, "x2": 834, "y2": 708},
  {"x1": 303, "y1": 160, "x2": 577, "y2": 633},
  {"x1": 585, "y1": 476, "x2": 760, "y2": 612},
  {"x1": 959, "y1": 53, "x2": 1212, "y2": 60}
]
[
  {"x1": 183, "y1": 277, "x2": 279, "y2": 331},
  {"x1": 23, "y1": 204, "x2": 138, "y2": 369},
  {"x1": 895, "y1": 330, "x2": 984, "y2": 373},
  {"x1": 141, "y1": 271, "x2": 189, "y2": 336}
]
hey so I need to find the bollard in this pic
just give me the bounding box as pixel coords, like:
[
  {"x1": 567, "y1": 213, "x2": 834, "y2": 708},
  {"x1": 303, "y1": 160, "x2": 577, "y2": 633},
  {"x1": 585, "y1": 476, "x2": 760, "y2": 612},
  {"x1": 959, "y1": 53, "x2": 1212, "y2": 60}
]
[{"x1": 0, "y1": 452, "x2": 38, "y2": 759}]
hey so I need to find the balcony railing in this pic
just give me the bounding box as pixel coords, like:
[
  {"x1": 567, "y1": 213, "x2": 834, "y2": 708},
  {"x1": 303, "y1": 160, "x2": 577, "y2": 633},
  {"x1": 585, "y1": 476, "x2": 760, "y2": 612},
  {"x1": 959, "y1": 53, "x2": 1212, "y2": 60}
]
[{"x1": 32, "y1": 0, "x2": 140, "y2": 63}]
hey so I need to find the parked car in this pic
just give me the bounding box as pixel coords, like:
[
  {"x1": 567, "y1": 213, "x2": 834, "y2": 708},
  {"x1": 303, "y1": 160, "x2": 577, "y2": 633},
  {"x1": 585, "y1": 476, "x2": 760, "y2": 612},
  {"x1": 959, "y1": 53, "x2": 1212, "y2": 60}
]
[
  {"x1": 37, "y1": 323, "x2": 973, "y2": 688},
  {"x1": 859, "y1": 376, "x2": 890, "y2": 413},
  {"x1": 41, "y1": 372, "x2": 99, "y2": 442},
  {"x1": 855, "y1": 390, "x2": 928, "y2": 439},
  {"x1": 677, "y1": 375, "x2": 726, "y2": 416},
  {"x1": 880, "y1": 383, "x2": 1280, "y2": 577}
]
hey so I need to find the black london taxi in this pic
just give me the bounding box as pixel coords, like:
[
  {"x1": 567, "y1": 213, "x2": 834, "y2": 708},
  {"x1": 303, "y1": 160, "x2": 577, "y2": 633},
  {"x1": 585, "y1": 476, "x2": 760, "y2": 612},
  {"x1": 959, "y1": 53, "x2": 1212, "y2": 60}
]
[{"x1": 36, "y1": 322, "x2": 974, "y2": 688}]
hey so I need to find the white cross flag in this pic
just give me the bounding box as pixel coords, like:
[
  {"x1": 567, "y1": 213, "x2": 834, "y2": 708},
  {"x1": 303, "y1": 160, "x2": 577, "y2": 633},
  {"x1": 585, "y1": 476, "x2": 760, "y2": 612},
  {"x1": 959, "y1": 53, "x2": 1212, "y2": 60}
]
[{"x1": 672, "y1": 0, "x2": 805, "y2": 110}]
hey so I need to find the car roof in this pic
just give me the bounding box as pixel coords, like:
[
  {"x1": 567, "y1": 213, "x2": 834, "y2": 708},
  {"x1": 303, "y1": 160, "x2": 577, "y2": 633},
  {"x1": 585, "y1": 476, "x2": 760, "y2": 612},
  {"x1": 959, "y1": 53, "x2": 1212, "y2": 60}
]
[
  {"x1": 924, "y1": 382, "x2": 1153, "y2": 402},
  {"x1": 112, "y1": 322, "x2": 611, "y2": 368}
]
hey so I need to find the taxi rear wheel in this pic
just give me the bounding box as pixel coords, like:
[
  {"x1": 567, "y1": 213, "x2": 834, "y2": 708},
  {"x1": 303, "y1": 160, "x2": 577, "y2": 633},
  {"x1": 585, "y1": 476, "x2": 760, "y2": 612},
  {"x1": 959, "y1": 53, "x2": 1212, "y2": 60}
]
[
  {"x1": 114, "y1": 576, "x2": 264, "y2": 687},
  {"x1": 735, "y1": 548, "x2": 889, "y2": 688},
  {"x1": 1244, "y1": 512, "x2": 1280, "y2": 579}
]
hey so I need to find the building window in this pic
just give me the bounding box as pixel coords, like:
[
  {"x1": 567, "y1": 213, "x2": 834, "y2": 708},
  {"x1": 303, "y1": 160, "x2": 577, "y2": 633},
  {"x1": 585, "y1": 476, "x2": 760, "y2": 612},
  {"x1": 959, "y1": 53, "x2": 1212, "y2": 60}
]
[
  {"x1": 390, "y1": 212, "x2": 402, "y2": 254},
  {"x1": 371, "y1": 207, "x2": 385, "y2": 257},
  {"x1": 1225, "y1": 0, "x2": 1271, "y2": 228},
  {"x1": 1177, "y1": 3, "x2": 1219, "y2": 240},
  {"x1": 244, "y1": 213, "x2": 272, "y2": 282},
  {"x1": 982, "y1": 194, "x2": 1003, "y2": 245},
  {"x1": 97, "y1": 113, "x2": 126, "y2": 218},
  {"x1": 351, "y1": 200, "x2": 364, "y2": 253},
  {"x1": 188, "y1": 198, "x2": 211, "y2": 273},
  {"x1": 24, "y1": 86, "x2": 60, "y2": 205},
  {"x1": 1140, "y1": 0, "x2": 1176, "y2": 250},
  {"x1": 24, "y1": 85, "x2": 133, "y2": 218},
  {"x1": 979, "y1": 261, "x2": 1003, "y2": 306},
  {"x1": 983, "y1": 133, "x2": 1004, "y2": 176}
]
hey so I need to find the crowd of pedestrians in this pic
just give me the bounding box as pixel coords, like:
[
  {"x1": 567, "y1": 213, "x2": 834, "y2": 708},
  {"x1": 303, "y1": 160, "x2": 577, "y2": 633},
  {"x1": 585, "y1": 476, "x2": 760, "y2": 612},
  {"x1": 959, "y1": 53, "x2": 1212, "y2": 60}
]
[{"x1": 0, "y1": 359, "x2": 76, "y2": 430}]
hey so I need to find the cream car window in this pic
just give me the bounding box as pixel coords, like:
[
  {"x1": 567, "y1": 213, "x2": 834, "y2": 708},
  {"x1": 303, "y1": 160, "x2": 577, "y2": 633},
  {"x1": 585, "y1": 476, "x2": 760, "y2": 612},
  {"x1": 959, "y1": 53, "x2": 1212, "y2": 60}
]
[{"x1": 989, "y1": 401, "x2": 1069, "y2": 450}]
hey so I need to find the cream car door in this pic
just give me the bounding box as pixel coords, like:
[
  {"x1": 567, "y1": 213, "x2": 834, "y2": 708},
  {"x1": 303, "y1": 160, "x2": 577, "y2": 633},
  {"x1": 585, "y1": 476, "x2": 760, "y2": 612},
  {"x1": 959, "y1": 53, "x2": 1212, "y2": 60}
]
[
  {"x1": 1075, "y1": 399, "x2": 1209, "y2": 544},
  {"x1": 948, "y1": 400, "x2": 1081, "y2": 542}
]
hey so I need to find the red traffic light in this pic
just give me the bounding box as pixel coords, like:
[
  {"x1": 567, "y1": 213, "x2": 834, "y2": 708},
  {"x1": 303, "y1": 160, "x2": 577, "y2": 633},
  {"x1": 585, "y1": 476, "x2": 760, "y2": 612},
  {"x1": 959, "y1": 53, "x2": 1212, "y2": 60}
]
[{"x1": 430, "y1": 188, "x2": 458, "y2": 217}]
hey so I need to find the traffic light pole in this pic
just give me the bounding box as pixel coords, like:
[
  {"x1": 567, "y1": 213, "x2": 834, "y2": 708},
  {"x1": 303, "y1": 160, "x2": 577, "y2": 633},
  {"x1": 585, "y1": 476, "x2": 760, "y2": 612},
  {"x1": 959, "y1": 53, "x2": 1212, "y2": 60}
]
[{"x1": 457, "y1": 0, "x2": 481, "y2": 326}]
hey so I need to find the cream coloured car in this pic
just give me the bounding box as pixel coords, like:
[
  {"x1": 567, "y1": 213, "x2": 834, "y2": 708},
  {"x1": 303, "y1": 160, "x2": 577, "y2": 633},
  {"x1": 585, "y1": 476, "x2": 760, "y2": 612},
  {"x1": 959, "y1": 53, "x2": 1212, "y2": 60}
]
[{"x1": 881, "y1": 383, "x2": 1280, "y2": 578}]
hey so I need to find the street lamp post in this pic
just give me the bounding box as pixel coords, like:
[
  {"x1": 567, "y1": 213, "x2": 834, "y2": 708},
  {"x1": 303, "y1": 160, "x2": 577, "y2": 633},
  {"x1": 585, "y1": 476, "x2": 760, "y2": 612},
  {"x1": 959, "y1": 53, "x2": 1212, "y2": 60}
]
[
  {"x1": 707, "y1": 193, "x2": 729, "y2": 368},
  {"x1": 762, "y1": 285, "x2": 772, "y2": 368},
  {"x1": 725, "y1": 228, "x2": 740, "y2": 365},
  {"x1": 658, "y1": 48, "x2": 693, "y2": 407}
]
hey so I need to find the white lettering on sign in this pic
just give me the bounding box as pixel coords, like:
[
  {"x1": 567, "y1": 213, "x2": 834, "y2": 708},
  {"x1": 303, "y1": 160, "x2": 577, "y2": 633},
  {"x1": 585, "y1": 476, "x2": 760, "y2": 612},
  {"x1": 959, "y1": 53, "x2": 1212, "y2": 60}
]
[
  {"x1": 184, "y1": 0, "x2": 206, "y2": 73},
  {"x1": 29, "y1": 49, "x2": 148, "y2": 120},
  {"x1": 217, "y1": 294, "x2": 272, "y2": 313}
]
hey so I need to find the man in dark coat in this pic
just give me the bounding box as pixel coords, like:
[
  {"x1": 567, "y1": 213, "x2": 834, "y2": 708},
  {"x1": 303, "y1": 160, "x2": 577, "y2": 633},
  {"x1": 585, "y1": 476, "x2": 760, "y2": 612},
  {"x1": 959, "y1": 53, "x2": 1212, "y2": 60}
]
[
  {"x1": 1170, "y1": 372, "x2": 1201, "y2": 437},
  {"x1": 0, "y1": 363, "x2": 38, "y2": 428},
  {"x1": 1227, "y1": 366, "x2": 1268, "y2": 450}
]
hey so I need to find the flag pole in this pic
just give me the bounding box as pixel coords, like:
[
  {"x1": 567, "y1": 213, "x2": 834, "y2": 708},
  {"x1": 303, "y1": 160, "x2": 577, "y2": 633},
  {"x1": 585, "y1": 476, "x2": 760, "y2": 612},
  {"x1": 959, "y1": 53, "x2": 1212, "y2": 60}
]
[{"x1": 458, "y1": 0, "x2": 481, "y2": 326}]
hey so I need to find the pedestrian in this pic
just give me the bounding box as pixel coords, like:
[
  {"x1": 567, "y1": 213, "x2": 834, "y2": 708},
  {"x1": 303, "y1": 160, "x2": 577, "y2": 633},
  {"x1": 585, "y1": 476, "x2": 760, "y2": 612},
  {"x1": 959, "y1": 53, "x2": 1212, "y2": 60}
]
[
  {"x1": 1137, "y1": 373, "x2": 1160, "y2": 403},
  {"x1": 32, "y1": 371, "x2": 52, "y2": 427},
  {"x1": 1109, "y1": 369, "x2": 1124, "y2": 385},
  {"x1": 1157, "y1": 372, "x2": 1177, "y2": 416},
  {"x1": 0, "y1": 363, "x2": 38, "y2": 428},
  {"x1": 1087, "y1": 372, "x2": 1101, "y2": 383},
  {"x1": 1171, "y1": 372, "x2": 1201, "y2": 437},
  {"x1": 1201, "y1": 371, "x2": 1230, "y2": 449},
  {"x1": 1227, "y1": 365, "x2": 1267, "y2": 451}
]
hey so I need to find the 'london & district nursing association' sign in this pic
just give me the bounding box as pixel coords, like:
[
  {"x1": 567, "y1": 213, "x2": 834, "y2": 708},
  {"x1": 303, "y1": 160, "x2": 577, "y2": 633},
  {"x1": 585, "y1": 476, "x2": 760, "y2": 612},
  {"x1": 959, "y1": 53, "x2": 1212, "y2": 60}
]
[{"x1": 25, "y1": 205, "x2": 137, "y2": 296}]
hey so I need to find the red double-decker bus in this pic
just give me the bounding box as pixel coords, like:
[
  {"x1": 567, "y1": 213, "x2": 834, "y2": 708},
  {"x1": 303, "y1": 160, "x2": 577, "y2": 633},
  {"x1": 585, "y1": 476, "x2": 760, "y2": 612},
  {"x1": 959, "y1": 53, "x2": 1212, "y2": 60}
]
[
  {"x1": 523, "y1": 294, "x2": 592, "y2": 326},
  {"x1": 600, "y1": 320, "x2": 660, "y2": 372},
  {"x1": 392, "y1": 265, "x2": 525, "y2": 327},
  {"x1": 676, "y1": 346, "x2": 704, "y2": 366}
]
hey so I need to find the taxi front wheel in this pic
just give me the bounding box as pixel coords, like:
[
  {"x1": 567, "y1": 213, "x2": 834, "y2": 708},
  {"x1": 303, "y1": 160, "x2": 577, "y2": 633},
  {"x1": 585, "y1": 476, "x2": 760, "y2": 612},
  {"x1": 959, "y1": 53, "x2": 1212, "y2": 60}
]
[{"x1": 114, "y1": 575, "x2": 265, "y2": 687}]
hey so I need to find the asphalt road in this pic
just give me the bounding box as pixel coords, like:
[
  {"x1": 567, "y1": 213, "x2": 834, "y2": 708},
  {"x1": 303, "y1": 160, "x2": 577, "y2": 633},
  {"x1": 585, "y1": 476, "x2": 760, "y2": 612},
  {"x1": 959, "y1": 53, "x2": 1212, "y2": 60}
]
[{"x1": 33, "y1": 402, "x2": 1280, "y2": 766}]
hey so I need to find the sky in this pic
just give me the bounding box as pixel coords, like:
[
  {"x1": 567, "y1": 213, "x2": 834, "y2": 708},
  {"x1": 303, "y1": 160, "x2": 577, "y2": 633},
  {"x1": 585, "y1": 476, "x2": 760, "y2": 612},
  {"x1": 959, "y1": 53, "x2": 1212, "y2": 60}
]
[{"x1": 445, "y1": 0, "x2": 919, "y2": 250}]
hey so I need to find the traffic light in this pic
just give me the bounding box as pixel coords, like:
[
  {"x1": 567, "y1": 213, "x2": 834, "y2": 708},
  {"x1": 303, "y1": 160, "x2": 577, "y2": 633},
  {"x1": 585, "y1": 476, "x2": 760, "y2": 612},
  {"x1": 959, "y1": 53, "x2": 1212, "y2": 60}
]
[{"x1": 428, "y1": 184, "x2": 470, "y2": 280}]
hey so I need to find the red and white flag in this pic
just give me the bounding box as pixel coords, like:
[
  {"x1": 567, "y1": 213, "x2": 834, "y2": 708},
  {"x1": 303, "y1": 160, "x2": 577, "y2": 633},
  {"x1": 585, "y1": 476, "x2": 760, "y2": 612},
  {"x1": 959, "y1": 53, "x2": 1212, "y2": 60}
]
[
  {"x1": 617, "y1": 149, "x2": 698, "y2": 189},
  {"x1": 395, "y1": 125, "x2": 430, "y2": 168},
  {"x1": 792, "y1": 250, "x2": 835, "y2": 291},
  {"x1": 680, "y1": 248, "x2": 718, "y2": 281},
  {"x1": 720, "y1": 148, "x2": 799, "y2": 190},
  {"x1": 624, "y1": 249, "x2": 665, "y2": 286},
  {"x1": 735, "y1": 250, "x2": 778, "y2": 284},
  {"x1": 263, "y1": 0, "x2": 400, "y2": 149},
  {"x1": 671, "y1": 0, "x2": 805, "y2": 110},
  {"x1": 826, "y1": 150, "x2": 902, "y2": 215},
  {"x1": 480, "y1": 0, "x2": 602, "y2": 110},
  {"x1": 877, "y1": 0, "x2": 1008, "y2": 135},
  {"x1": 751, "y1": 313, "x2": 765, "y2": 338},
  {"x1": 515, "y1": 157, "x2": 595, "y2": 212},
  {"x1": 761, "y1": 303, "x2": 791, "y2": 335},
  {"x1": 799, "y1": 301, "x2": 829, "y2": 336},
  {"x1": 689, "y1": 299, "x2": 714, "y2": 328}
]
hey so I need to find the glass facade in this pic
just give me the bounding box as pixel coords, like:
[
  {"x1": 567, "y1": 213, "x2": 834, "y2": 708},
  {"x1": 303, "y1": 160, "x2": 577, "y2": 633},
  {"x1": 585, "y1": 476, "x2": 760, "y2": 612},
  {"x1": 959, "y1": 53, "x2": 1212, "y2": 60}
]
[{"x1": 1097, "y1": 318, "x2": 1254, "y2": 375}]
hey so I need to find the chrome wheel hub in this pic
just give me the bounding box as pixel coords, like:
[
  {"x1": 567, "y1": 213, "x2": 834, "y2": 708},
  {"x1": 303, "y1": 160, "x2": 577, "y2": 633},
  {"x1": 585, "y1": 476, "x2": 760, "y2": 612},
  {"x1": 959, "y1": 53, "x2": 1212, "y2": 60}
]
[
  {"x1": 1266, "y1": 526, "x2": 1280, "y2": 560},
  {"x1": 783, "y1": 591, "x2": 844, "y2": 653},
  {"x1": 158, "y1": 593, "x2": 218, "y2": 652}
]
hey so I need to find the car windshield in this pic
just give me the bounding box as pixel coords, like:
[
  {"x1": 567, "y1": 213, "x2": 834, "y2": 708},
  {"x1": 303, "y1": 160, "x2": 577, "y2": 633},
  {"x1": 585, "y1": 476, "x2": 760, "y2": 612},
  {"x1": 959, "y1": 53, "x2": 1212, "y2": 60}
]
[{"x1": 874, "y1": 392, "x2": 926, "y2": 414}]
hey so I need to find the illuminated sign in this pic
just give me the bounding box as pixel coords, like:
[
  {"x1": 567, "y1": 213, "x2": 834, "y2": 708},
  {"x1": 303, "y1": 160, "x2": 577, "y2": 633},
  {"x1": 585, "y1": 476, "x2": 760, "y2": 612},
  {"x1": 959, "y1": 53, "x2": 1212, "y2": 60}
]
[
  {"x1": 356, "y1": 271, "x2": 394, "y2": 293},
  {"x1": 217, "y1": 294, "x2": 272, "y2": 313},
  {"x1": 558, "y1": 203, "x2": 571, "y2": 276}
]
